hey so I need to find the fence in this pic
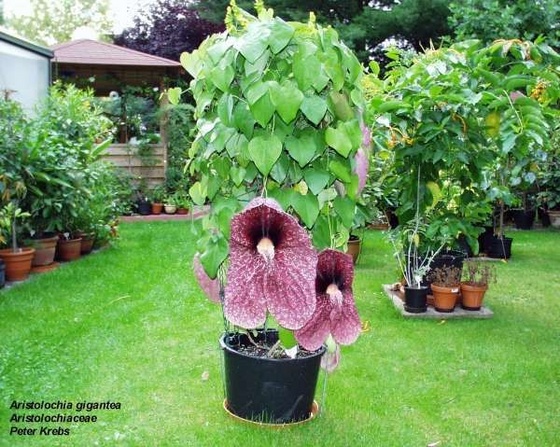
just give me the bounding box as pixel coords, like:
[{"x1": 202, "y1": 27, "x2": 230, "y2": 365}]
[{"x1": 103, "y1": 143, "x2": 166, "y2": 190}]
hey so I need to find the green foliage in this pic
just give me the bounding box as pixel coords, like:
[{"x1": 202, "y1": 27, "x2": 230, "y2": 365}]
[
  {"x1": 365, "y1": 38, "x2": 560, "y2": 250},
  {"x1": 181, "y1": 2, "x2": 366, "y2": 278},
  {"x1": 449, "y1": 0, "x2": 560, "y2": 48}
]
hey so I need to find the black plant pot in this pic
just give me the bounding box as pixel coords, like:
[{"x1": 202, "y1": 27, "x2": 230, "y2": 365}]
[
  {"x1": 512, "y1": 209, "x2": 535, "y2": 230},
  {"x1": 487, "y1": 236, "x2": 513, "y2": 259},
  {"x1": 478, "y1": 227, "x2": 495, "y2": 254},
  {"x1": 404, "y1": 286, "x2": 428, "y2": 313},
  {"x1": 221, "y1": 330, "x2": 324, "y2": 424},
  {"x1": 136, "y1": 200, "x2": 152, "y2": 215}
]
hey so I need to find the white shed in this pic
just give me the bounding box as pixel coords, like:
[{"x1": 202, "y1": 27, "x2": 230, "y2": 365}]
[{"x1": 0, "y1": 29, "x2": 53, "y2": 113}]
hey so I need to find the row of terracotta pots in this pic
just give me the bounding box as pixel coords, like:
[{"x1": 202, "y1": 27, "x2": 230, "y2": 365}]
[
  {"x1": 0, "y1": 233, "x2": 95, "y2": 284},
  {"x1": 404, "y1": 283, "x2": 489, "y2": 313}
]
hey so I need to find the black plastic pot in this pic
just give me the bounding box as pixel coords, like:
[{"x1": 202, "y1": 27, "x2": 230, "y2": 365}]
[
  {"x1": 136, "y1": 199, "x2": 152, "y2": 215},
  {"x1": 404, "y1": 286, "x2": 428, "y2": 313},
  {"x1": 512, "y1": 209, "x2": 535, "y2": 230},
  {"x1": 478, "y1": 227, "x2": 494, "y2": 254},
  {"x1": 487, "y1": 236, "x2": 513, "y2": 259},
  {"x1": 221, "y1": 330, "x2": 324, "y2": 424},
  {"x1": 0, "y1": 259, "x2": 5, "y2": 288}
]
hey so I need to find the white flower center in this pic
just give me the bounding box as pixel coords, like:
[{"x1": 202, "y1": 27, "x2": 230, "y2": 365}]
[
  {"x1": 257, "y1": 237, "x2": 275, "y2": 263},
  {"x1": 326, "y1": 283, "x2": 343, "y2": 306}
]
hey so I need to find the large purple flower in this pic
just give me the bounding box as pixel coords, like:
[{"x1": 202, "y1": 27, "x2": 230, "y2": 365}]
[
  {"x1": 295, "y1": 249, "x2": 361, "y2": 351},
  {"x1": 224, "y1": 197, "x2": 318, "y2": 330}
]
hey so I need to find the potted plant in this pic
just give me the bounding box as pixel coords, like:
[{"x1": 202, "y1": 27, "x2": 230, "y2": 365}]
[
  {"x1": 182, "y1": 1, "x2": 368, "y2": 424},
  {"x1": 150, "y1": 185, "x2": 166, "y2": 215},
  {"x1": 164, "y1": 194, "x2": 177, "y2": 214},
  {"x1": 460, "y1": 260, "x2": 496, "y2": 310},
  {"x1": 428, "y1": 265, "x2": 462, "y2": 313},
  {"x1": 0, "y1": 202, "x2": 35, "y2": 282},
  {"x1": 173, "y1": 190, "x2": 191, "y2": 215},
  {"x1": 389, "y1": 216, "x2": 448, "y2": 314},
  {"x1": 387, "y1": 168, "x2": 450, "y2": 313},
  {"x1": 195, "y1": 197, "x2": 362, "y2": 424}
]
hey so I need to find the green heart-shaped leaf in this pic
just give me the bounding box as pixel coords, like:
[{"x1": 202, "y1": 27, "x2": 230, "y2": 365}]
[
  {"x1": 328, "y1": 159, "x2": 352, "y2": 183},
  {"x1": 189, "y1": 181, "x2": 207, "y2": 206},
  {"x1": 248, "y1": 133, "x2": 282, "y2": 176},
  {"x1": 268, "y1": 19, "x2": 294, "y2": 54},
  {"x1": 301, "y1": 95, "x2": 327, "y2": 125},
  {"x1": 325, "y1": 124, "x2": 352, "y2": 157},
  {"x1": 333, "y1": 196, "x2": 356, "y2": 229},
  {"x1": 303, "y1": 168, "x2": 331, "y2": 195},
  {"x1": 270, "y1": 80, "x2": 304, "y2": 124},
  {"x1": 235, "y1": 24, "x2": 270, "y2": 63},
  {"x1": 291, "y1": 192, "x2": 320, "y2": 228},
  {"x1": 285, "y1": 130, "x2": 320, "y2": 167},
  {"x1": 210, "y1": 64, "x2": 234, "y2": 92},
  {"x1": 249, "y1": 92, "x2": 275, "y2": 127}
]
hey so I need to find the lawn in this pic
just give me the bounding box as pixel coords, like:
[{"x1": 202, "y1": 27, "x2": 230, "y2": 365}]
[{"x1": 1, "y1": 221, "x2": 559, "y2": 446}]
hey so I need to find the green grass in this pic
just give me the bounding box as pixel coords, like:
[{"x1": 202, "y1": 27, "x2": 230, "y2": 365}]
[{"x1": 1, "y1": 221, "x2": 559, "y2": 446}]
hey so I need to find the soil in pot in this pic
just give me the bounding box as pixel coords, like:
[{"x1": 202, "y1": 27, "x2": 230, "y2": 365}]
[
  {"x1": 221, "y1": 329, "x2": 324, "y2": 424},
  {"x1": 404, "y1": 286, "x2": 428, "y2": 313},
  {"x1": 431, "y1": 284, "x2": 460, "y2": 312},
  {"x1": 0, "y1": 248, "x2": 36, "y2": 282}
]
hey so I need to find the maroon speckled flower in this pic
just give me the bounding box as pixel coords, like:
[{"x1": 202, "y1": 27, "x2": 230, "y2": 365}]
[
  {"x1": 295, "y1": 249, "x2": 361, "y2": 351},
  {"x1": 193, "y1": 254, "x2": 221, "y2": 304},
  {"x1": 224, "y1": 197, "x2": 318, "y2": 330}
]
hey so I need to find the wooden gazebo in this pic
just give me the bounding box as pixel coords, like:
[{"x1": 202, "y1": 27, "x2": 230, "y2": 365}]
[
  {"x1": 51, "y1": 39, "x2": 184, "y2": 95},
  {"x1": 50, "y1": 39, "x2": 185, "y2": 189}
]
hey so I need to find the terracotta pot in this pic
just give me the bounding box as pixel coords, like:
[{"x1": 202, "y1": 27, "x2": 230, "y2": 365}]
[
  {"x1": 151, "y1": 203, "x2": 163, "y2": 215},
  {"x1": 431, "y1": 284, "x2": 460, "y2": 312},
  {"x1": 27, "y1": 235, "x2": 58, "y2": 266},
  {"x1": 177, "y1": 207, "x2": 189, "y2": 215},
  {"x1": 57, "y1": 237, "x2": 82, "y2": 262},
  {"x1": 76, "y1": 232, "x2": 95, "y2": 255},
  {"x1": 0, "y1": 247, "x2": 36, "y2": 282},
  {"x1": 460, "y1": 283, "x2": 488, "y2": 311},
  {"x1": 346, "y1": 236, "x2": 361, "y2": 264}
]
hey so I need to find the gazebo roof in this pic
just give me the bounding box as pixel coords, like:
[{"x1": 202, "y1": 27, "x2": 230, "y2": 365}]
[
  {"x1": 51, "y1": 39, "x2": 180, "y2": 67},
  {"x1": 51, "y1": 39, "x2": 184, "y2": 96}
]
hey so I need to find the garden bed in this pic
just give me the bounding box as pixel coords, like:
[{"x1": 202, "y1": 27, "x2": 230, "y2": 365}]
[{"x1": 383, "y1": 284, "x2": 494, "y2": 319}]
